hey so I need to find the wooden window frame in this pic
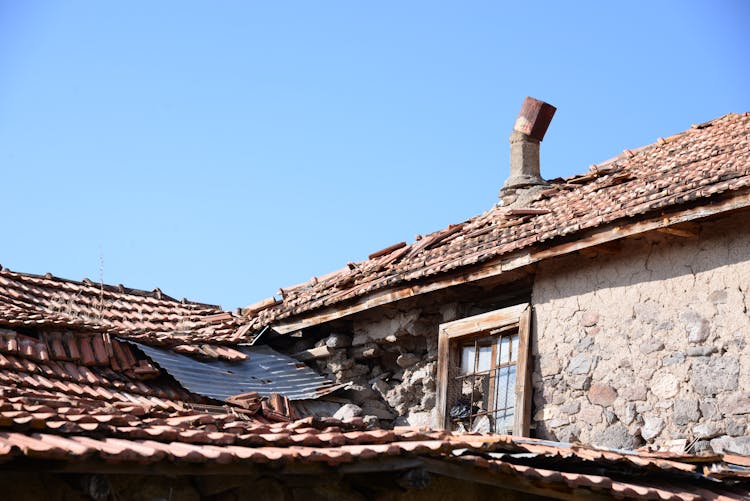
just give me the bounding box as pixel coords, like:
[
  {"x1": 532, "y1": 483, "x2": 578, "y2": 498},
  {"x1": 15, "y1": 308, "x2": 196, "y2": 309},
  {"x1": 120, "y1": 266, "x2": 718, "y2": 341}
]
[{"x1": 435, "y1": 303, "x2": 532, "y2": 436}]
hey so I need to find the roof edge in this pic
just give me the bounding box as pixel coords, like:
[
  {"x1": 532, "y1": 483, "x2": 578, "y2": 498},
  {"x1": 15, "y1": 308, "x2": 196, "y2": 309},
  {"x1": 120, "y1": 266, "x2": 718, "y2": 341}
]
[{"x1": 0, "y1": 268, "x2": 223, "y2": 309}]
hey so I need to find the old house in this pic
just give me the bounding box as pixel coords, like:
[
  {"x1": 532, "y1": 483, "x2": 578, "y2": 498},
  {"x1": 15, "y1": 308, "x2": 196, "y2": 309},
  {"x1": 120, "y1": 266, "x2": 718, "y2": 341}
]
[
  {"x1": 5, "y1": 269, "x2": 749, "y2": 499},
  {"x1": 243, "y1": 100, "x2": 750, "y2": 456},
  {"x1": 0, "y1": 99, "x2": 748, "y2": 500}
]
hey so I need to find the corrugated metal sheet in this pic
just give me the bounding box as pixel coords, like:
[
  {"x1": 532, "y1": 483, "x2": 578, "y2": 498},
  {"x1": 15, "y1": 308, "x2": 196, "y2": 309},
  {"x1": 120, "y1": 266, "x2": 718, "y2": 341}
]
[{"x1": 129, "y1": 342, "x2": 348, "y2": 401}]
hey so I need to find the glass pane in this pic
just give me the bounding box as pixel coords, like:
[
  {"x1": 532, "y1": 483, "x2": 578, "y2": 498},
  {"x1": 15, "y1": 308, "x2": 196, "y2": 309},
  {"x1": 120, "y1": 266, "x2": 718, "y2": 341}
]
[
  {"x1": 460, "y1": 346, "x2": 475, "y2": 375},
  {"x1": 495, "y1": 366, "x2": 517, "y2": 409},
  {"x1": 494, "y1": 366, "x2": 508, "y2": 409},
  {"x1": 477, "y1": 344, "x2": 492, "y2": 372},
  {"x1": 510, "y1": 334, "x2": 519, "y2": 362},
  {"x1": 507, "y1": 366, "x2": 516, "y2": 407},
  {"x1": 494, "y1": 365, "x2": 517, "y2": 434},
  {"x1": 498, "y1": 336, "x2": 510, "y2": 364},
  {"x1": 495, "y1": 409, "x2": 515, "y2": 434}
]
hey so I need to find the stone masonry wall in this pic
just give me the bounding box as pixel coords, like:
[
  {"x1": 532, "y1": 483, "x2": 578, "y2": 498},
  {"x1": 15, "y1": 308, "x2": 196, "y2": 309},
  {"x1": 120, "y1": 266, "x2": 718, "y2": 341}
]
[
  {"x1": 532, "y1": 215, "x2": 750, "y2": 454},
  {"x1": 288, "y1": 283, "x2": 530, "y2": 428},
  {"x1": 313, "y1": 303, "x2": 445, "y2": 427}
]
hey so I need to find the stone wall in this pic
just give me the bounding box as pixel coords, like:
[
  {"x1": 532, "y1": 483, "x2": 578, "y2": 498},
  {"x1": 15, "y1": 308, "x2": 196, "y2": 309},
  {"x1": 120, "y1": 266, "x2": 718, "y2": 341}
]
[
  {"x1": 532, "y1": 215, "x2": 750, "y2": 454},
  {"x1": 284, "y1": 282, "x2": 531, "y2": 428},
  {"x1": 309, "y1": 299, "x2": 455, "y2": 427}
]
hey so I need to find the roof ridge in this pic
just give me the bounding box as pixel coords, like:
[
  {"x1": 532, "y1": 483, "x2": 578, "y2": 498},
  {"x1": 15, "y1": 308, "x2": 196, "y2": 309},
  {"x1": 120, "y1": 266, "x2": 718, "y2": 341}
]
[
  {"x1": 549, "y1": 112, "x2": 748, "y2": 187},
  {"x1": 0, "y1": 267, "x2": 224, "y2": 311}
]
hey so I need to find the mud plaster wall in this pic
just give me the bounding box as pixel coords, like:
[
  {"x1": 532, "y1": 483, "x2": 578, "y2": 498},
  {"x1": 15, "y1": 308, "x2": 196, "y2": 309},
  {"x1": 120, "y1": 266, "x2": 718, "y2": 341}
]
[{"x1": 531, "y1": 215, "x2": 750, "y2": 454}]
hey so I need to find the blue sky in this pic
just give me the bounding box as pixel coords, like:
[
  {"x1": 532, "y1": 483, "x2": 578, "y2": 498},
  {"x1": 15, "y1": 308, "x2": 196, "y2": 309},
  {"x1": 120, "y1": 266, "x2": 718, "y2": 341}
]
[{"x1": 0, "y1": 1, "x2": 748, "y2": 310}]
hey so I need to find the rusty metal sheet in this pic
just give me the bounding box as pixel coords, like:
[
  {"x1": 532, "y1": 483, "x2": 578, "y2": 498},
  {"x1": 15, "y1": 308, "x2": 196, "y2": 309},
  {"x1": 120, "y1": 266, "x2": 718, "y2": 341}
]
[{"x1": 128, "y1": 341, "x2": 347, "y2": 401}]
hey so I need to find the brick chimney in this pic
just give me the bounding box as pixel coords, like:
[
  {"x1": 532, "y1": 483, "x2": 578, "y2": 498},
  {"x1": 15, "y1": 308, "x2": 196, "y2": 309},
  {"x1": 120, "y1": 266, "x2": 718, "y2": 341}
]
[{"x1": 499, "y1": 97, "x2": 556, "y2": 206}]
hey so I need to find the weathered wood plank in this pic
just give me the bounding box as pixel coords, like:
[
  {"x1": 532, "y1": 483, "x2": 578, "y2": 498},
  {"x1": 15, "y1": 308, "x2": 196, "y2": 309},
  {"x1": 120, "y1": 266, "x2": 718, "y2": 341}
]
[
  {"x1": 656, "y1": 221, "x2": 700, "y2": 238},
  {"x1": 440, "y1": 303, "x2": 527, "y2": 338},
  {"x1": 435, "y1": 325, "x2": 451, "y2": 430},
  {"x1": 514, "y1": 306, "x2": 532, "y2": 437}
]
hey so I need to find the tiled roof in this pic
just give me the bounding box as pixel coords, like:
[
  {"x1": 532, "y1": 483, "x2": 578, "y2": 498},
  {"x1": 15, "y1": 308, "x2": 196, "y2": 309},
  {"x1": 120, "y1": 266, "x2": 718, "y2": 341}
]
[
  {"x1": 11, "y1": 307, "x2": 742, "y2": 498},
  {"x1": 244, "y1": 112, "x2": 750, "y2": 330},
  {"x1": 1, "y1": 401, "x2": 748, "y2": 500},
  {"x1": 0, "y1": 265, "x2": 351, "y2": 402},
  {"x1": 0, "y1": 309, "x2": 312, "y2": 442},
  {"x1": 0, "y1": 316, "x2": 747, "y2": 496},
  {"x1": 0, "y1": 268, "x2": 251, "y2": 348}
]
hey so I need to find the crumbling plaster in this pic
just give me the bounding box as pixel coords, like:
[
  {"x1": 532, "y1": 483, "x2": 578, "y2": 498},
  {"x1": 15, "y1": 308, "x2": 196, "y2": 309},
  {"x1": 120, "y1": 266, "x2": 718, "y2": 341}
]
[
  {"x1": 287, "y1": 282, "x2": 530, "y2": 428},
  {"x1": 312, "y1": 298, "x2": 461, "y2": 427},
  {"x1": 532, "y1": 214, "x2": 750, "y2": 453}
]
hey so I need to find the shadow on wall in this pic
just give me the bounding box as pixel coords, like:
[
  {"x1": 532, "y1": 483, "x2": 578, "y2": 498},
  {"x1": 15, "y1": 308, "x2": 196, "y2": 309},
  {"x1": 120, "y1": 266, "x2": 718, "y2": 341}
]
[{"x1": 532, "y1": 214, "x2": 750, "y2": 304}]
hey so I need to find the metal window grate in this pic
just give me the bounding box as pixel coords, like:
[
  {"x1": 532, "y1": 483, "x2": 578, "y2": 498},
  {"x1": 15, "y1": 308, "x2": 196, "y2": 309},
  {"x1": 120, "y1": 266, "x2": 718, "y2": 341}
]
[{"x1": 448, "y1": 331, "x2": 519, "y2": 434}]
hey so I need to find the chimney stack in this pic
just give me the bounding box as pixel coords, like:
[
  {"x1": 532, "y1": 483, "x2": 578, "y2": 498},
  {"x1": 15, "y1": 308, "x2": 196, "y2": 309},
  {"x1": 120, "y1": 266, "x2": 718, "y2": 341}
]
[{"x1": 499, "y1": 97, "x2": 556, "y2": 206}]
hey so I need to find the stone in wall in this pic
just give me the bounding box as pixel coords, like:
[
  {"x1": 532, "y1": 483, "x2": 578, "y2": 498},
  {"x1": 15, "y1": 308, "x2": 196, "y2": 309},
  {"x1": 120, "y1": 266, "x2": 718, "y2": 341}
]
[
  {"x1": 352, "y1": 310, "x2": 420, "y2": 346},
  {"x1": 531, "y1": 216, "x2": 750, "y2": 452},
  {"x1": 692, "y1": 357, "x2": 739, "y2": 396}
]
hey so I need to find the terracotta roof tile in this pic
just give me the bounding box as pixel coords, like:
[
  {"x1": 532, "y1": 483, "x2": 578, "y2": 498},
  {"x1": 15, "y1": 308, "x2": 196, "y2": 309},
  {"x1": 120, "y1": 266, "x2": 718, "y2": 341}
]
[
  {"x1": 0, "y1": 270, "x2": 252, "y2": 348},
  {"x1": 0, "y1": 421, "x2": 746, "y2": 499}
]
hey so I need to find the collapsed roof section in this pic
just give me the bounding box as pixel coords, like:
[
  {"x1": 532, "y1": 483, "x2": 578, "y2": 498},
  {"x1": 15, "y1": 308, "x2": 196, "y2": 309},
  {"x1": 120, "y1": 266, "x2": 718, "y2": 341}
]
[
  {"x1": 0, "y1": 269, "x2": 344, "y2": 413},
  {"x1": 132, "y1": 342, "x2": 349, "y2": 401},
  {"x1": 0, "y1": 314, "x2": 748, "y2": 499}
]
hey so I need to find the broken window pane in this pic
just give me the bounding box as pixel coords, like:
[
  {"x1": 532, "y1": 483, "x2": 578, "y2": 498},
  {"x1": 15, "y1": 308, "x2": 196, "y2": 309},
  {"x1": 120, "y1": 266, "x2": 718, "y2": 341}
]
[{"x1": 471, "y1": 414, "x2": 492, "y2": 433}]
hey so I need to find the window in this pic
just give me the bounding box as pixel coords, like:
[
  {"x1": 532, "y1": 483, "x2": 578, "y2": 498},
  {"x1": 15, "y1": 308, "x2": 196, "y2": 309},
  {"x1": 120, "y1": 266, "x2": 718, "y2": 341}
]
[{"x1": 435, "y1": 303, "x2": 532, "y2": 436}]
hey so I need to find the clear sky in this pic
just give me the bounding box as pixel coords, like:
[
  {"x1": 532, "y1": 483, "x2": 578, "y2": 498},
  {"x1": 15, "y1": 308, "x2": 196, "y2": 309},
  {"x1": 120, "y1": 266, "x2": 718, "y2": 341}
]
[{"x1": 0, "y1": 1, "x2": 748, "y2": 310}]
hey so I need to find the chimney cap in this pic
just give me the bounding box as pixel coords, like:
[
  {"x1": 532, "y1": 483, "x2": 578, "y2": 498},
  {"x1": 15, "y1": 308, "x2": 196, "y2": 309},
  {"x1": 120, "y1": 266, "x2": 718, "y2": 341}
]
[{"x1": 513, "y1": 97, "x2": 557, "y2": 142}]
